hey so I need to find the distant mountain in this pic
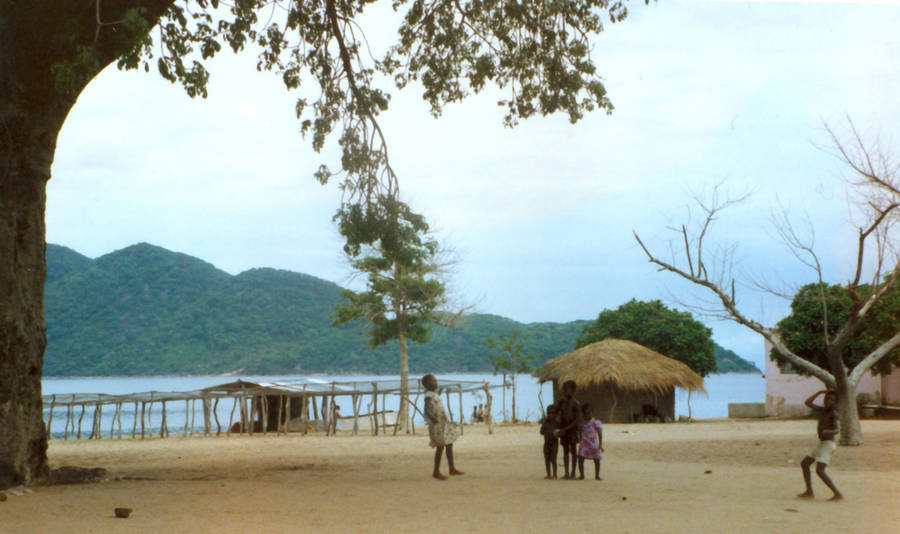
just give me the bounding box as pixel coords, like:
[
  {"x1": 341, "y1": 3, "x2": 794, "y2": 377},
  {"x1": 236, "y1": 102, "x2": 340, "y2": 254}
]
[
  {"x1": 43, "y1": 243, "x2": 587, "y2": 376},
  {"x1": 44, "y1": 243, "x2": 760, "y2": 377}
]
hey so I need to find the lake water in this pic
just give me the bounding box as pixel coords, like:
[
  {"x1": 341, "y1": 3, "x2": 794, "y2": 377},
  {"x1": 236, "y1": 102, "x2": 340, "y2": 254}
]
[{"x1": 41, "y1": 373, "x2": 764, "y2": 438}]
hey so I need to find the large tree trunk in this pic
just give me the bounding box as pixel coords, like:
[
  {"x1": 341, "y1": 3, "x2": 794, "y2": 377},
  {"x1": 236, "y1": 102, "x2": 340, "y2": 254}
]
[
  {"x1": 0, "y1": 0, "x2": 175, "y2": 489},
  {"x1": 835, "y1": 371, "x2": 863, "y2": 446}
]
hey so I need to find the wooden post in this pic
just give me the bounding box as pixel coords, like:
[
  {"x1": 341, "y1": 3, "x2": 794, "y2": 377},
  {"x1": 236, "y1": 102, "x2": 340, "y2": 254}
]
[
  {"x1": 117, "y1": 402, "x2": 124, "y2": 439},
  {"x1": 147, "y1": 399, "x2": 154, "y2": 437},
  {"x1": 276, "y1": 395, "x2": 284, "y2": 436},
  {"x1": 140, "y1": 402, "x2": 147, "y2": 439},
  {"x1": 372, "y1": 383, "x2": 379, "y2": 436},
  {"x1": 160, "y1": 400, "x2": 168, "y2": 438},
  {"x1": 458, "y1": 386, "x2": 464, "y2": 436},
  {"x1": 238, "y1": 395, "x2": 247, "y2": 434},
  {"x1": 64, "y1": 404, "x2": 72, "y2": 440},
  {"x1": 110, "y1": 402, "x2": 119, "y2": 438},
  {"x1": 445, "y1": 389, "x2": 453, "y2": 422},
  {"x1": 213, "y1": 398, "x2": 221, "y2": 436},
  {"x1": 483, "y1": 380, "x2": 494, "y2": 435},
  {"x1": 76, "y1": 404, "x2": 86, "y2": 439},
  {"x1": 247, "y1": 395, "x2": 254, "y2": 436},
  {"x1": 352, "y1": 393, "x2": 359, "y2": 436},
  {"x1": 184, "y1": 400, "x2": 190, "y2": 437},
  {"x1": 202, "y1": 397, "x2": 211, "y2": 436},
  {"x1": 382, "y1": 393, "x2": 388, "y2": 432},
  {"x1": 302, "y1": 386, "x2": 309, "y2": 436},
  {"x1": 284, "y1": 395, "x2": 291, "y2": 435},
  {"x1": 228, "y1": 396, "x2": 238, "y2": 436},
  {"x1": 132, "y1": 401, "x2": 138, "y2": 439},
  {"x1": 411, "y1": 391, "x2": 420, "y2": 435},
  {"x1": 46, "y1": 394, "x2": 56, "y2": 439},
  {"x1": 261, "y1": 395, "x2": 269, "y2": 436}
]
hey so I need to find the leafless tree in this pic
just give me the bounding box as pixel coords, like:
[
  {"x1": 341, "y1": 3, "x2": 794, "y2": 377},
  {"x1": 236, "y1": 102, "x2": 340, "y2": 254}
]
[{"x1": 634, "y1": 119, "x2": 900, "y2": 445}]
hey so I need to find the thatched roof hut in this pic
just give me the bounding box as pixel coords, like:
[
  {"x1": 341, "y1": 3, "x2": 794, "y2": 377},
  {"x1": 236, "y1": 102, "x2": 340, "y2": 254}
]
[{"x1": 533, "y1": 339, "x2": 706, "y2": 423}]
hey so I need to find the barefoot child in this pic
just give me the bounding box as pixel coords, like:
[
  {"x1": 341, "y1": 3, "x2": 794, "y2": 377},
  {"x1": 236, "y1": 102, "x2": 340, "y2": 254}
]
[
  {"x1": 797, "y1": 390, "x2": 843, "y2": 501},
  {"x1": 422, "y1": 374, "x2": 464, "y2": 480},
  {"x1": 577, "y1": 403, "x2": 603, "y2": 480},
  {"x1": 554, "y1": 380, "x2": 582, "y2": 479},
  {"x1": 540, "y1": 404, "x2": 560, "y2": 478}
]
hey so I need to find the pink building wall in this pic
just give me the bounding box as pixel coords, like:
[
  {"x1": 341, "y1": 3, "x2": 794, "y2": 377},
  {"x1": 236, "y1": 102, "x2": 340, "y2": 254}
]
[{"x1": 764, "y1": 340, "x2": 900, "y2": 417}]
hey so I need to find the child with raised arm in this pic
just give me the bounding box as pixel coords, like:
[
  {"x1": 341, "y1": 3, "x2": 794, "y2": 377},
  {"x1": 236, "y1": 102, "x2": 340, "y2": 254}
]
[
  {"x1": 540, "y1": 404, "x2": 560, "y2": 479},
  {"x1": 422, "y1": 374, "x2": 464, "y2": 480},
  {"x1": 797, "y1": 390, "x2": 843, "y2": 501},
  {"x1": 577, "y1": 403, "x2": 603, "y2": 480}
]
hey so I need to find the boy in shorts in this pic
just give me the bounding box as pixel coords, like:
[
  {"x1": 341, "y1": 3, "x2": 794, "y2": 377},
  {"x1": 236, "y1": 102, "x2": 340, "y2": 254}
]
[{"x1": 797, "y1": 390, "x2": 843, "y2": 501}]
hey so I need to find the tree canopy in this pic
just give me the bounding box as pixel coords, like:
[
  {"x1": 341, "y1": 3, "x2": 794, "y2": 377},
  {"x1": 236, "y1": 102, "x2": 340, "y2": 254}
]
[
  {"x1": 576, "y1": 299, "x2": 717, "y2": 377},
  {"x1": 773, "y1": 282, "x2": 900, "y2": 377}
]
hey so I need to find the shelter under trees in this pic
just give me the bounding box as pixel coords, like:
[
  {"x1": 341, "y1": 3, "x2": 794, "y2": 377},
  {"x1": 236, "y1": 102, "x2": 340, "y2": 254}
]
[{"x1": 533, "y1": 339, "x2": 706, "y2": 423}]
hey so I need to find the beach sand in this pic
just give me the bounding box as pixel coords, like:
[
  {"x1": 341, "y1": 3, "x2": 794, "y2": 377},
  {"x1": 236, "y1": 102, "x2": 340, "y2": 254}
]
[{"x1": 3, "y1": 419, "x2": 898, "y2": 533}]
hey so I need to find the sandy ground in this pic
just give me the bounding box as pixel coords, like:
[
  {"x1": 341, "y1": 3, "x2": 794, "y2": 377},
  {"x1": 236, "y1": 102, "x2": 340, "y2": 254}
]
[{"x1": 3, "y1": 419, "x2": 898, "y2": 534}]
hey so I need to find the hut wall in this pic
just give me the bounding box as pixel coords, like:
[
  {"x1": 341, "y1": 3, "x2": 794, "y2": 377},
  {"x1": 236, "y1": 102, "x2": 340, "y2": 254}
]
[{"x1": 552, "y1": 381, "x2": 675, "y2": 423}]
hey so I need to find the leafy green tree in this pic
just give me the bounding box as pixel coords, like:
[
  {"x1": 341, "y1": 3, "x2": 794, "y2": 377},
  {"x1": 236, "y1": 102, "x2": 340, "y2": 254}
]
[
  {"x1": 485, "y1": 330, "x2": 535, "y2": 422},
  {"x1": 577, "y1": 299, "x2": 717, "y2": 377},
  {"x1": 334, "y1": 198, "x2": 455, "y2": 432},
  {"x1": 2, "y1": 0, "x2": 645, "y2": 487},
  {"x1": 773, "y1": 283, "x2": 900, "y2": 376}
]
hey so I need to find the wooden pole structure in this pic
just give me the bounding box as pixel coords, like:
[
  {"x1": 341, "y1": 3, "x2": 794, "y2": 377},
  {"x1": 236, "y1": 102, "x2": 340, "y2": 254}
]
[
  {"x1": 238, "y1": 394, "x2": 247, "y2": 434},
  {"x1": 483, "y1": 380, "x2": 494, "y2": 434},
  {"x1": 160, "y1": 400, "x2": 168, "y2": 438},
  {"x1": 88, "y1": 403, "x2": 98, "y2": 440},
  {"x1": 302, "y1": 386, "x2": 309, "y2": 436},
  {"x1": 411, "y1": 391, "x2": 420, "y2": 435},
  {"x1": 262, "y1": 395, "x2": 270, "y2": 436},
  {"x1": 76, "y1": 404, "x2": 85, "y2": 439},
  {"x1": 213, "y1": 397, "x2": 221, "y2": 436},
  {"x1": 247, "y1": 395, "x2": 254, "y2": 436},
  {"x1": 64, "y1": 404, "x2": 72, "y2": 440},
  {"x1": 46, "y1": 394, "x2": 56, "y2": 439},
  {"x1": 132, "y1": 401, "x2": 138, "y2": 439},
  {"x1": 445, "y1": 389, "x2": 453, "y2": 422},
  {"x1": 276, "y1": 395, "x2": 284, "y2": 436},
  {"x1": 184, "y1": 400, "x2": 190, "y2": 437},
  {"x1": 228, "y1": 396, "x2": 238, "y2": 435},
  {"x1": 202, "y1": 397, "x2": 211, "y2": 436},
  {"x1": 283, "y1": 395, "x2": 291, "y2": 435},
  {"x1": 372, "y1": 383, "x2": 379, "y2": 436},
  {"x1": 458, "y1": 386, "x2": 464, "y2": 436},
  {"x1": 110, "y1": 402, "x2": 119, "y2": 438},
  {"x1": 351, "y1": 393, "x2": 359, "y2": 436},
  {"x1": 147, "y1": 398, "x2": 154, "y2": 437},
  {"x1": 140, "y1": 402, "x2": 146, "y2": 439},
  {"x1": 117, "y1": 402, "x2": 124, "y2": 439}
]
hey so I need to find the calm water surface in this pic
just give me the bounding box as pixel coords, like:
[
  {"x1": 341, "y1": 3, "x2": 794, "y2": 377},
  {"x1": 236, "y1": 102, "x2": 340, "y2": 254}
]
[{"x1": 41, "y1": 373, "x2": 763, "y2": 438}]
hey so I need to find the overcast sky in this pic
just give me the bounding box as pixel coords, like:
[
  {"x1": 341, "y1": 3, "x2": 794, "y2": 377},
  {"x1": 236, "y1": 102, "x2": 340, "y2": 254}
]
[{"x1": 46, "y1": 0, "x2": 900, "y2": 368}]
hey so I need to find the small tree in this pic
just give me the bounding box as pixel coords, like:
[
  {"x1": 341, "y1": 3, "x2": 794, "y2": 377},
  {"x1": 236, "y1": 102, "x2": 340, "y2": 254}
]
[
  {"x1": 334, "y1": 197, "x2": 457, "y2": 432},
  {"x1": 577, "y1": 299, "x2": 717, "y2": 377},
  {"x1": 633, "y1": 119, "x2": 900, "y2": 445},
  {"x1": 485, "y1": 330, "x2": 535, "y2": 422}
]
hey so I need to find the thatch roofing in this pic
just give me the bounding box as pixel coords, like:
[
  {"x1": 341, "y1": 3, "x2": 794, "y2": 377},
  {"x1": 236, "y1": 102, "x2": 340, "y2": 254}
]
[{"x1": 532, "y1": 339, "x2": 706, "y2": 395}]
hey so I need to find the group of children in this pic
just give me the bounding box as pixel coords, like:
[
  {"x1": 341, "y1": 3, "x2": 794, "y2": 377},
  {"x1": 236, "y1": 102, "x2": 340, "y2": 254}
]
[
  {"x1": 422, "y1": 374, "x2": 843, "y2": 501},
  {"x1": 539, "y1": 380, "x2": 603, "y2": 480}
]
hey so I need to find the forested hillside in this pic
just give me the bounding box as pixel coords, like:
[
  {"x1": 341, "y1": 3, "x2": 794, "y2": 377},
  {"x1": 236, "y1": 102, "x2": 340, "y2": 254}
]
[{"x1": 44, "y1": 243, "x2": 758, "y2": 376}]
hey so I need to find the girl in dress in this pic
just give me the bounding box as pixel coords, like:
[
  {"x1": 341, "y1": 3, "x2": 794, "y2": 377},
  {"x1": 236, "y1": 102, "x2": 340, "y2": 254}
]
[
  {"x1": 422, "y1": 374, "x2": 464, "y2": 480},
  {"x1": 578, "y1": 403, "x2": 604, "y2": 480}
]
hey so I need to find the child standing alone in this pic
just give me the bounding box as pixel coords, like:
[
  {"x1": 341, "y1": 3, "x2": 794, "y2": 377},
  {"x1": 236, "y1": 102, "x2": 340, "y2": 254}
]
[
  {"x1": 422, "y1": 374, "x2": 464, "y2": 481},
  {"x1": 540, "y1": 404, "x2": 560, "y2": 478},
  {"x1": 578, "y1": 403, "x2": 603, "y2": 480}
]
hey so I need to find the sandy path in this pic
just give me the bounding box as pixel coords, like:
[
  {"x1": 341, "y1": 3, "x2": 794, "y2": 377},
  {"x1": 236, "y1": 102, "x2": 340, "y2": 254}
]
[{"x1": 3, "y1": 419, "x2": 898, "y2": 533}]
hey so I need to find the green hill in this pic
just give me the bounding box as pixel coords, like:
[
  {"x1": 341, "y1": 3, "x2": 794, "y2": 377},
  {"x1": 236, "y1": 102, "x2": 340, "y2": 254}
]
[
  {"x1": 43, "y1": 243, "x2": 759, "y2": 376},
  {"x1": 713, "y1": 343, "x2": 761, "y2": 374}
]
